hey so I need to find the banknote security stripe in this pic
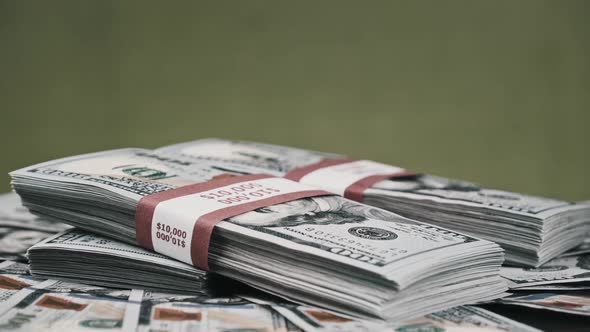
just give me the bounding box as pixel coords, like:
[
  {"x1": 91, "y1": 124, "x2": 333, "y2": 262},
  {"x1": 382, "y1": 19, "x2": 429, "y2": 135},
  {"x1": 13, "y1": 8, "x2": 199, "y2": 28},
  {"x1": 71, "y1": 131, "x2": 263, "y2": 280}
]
[
  {"x1": 284, "y1": 159, "x2": 415, "y2": 202},
  {"x1": 135, "y1": 174, "x2": 331, "y2": 270}
]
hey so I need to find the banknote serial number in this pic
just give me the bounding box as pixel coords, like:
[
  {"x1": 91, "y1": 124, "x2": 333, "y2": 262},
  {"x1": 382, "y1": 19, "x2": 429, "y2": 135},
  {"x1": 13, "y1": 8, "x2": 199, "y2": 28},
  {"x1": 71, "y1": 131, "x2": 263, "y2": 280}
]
[
  {"x1": 156, "y1": 222, "x2": 187, "y2": 248},
  {"x1": 199, "y1": 182, "x2": 281, "y2": 204}
]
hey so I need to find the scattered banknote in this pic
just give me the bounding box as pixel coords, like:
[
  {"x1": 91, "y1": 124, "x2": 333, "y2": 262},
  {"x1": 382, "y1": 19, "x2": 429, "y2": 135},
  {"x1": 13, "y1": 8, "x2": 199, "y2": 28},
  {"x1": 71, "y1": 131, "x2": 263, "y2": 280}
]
[
  {"x1": 499, "y1": 291, "x2": 590, "y2": 316},
  {"x1": 10, "y1": 148, "x2": 506, "y2": 321},
  {"x1": 137, "y1": 292, "x2": 299, "y2": 332},
  {"x1": 246, "y1": 295, "x2": 541, "y2": 332},
  {"x1": 392, "y1": 306, "x2": 542, "y2": 332},
  {"x1": 561, "y1": 236, "x2": 590, "y2": 257},
  {"x1": 0, "y1": 284, "x2": 144, "y2": 331},
  {"x1": 500, "y1": 253, "x2": 590, "y2": 289},
  {"x1": 154, "y1": 138, "x2": 590, "y2": 267},
  {"x1": 0, "y1": 259, "x2": 542, "y2": 331},
  {"x1": 0, "y1": 265, "x2": 298, "y2": 332},
  {"x1": 0, "y1": 261, "x2": 53, "y2": 304},
  {"x1": 27, "y1": 229, "x2": 212, "y2": 295},
  {"x1": 0, "y1": 192, "x2": 70, "y2": 261}
]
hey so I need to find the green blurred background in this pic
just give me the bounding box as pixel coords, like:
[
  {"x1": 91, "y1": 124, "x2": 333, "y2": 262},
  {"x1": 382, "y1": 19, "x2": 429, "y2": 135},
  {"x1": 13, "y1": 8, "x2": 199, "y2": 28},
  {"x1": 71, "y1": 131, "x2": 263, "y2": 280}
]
[{"x1": 0, "y1": 1, "x2": 588, "y2": 200}]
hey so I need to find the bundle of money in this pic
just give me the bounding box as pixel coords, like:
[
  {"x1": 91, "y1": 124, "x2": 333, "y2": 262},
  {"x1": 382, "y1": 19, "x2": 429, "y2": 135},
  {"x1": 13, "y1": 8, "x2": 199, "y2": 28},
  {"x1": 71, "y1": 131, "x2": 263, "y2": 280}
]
[
  {"x1": 154, "y1": 138, "x2": 590, "y2": 267},
  {"x1": 10, "y1": 148, "x2": 506, "y2": 321},
  {"x1": 0, "y1": 192, "x2": 70, "y2": 261},
  {"x1": 27, "y1": 229, "x2": 213, "y2": 295}
]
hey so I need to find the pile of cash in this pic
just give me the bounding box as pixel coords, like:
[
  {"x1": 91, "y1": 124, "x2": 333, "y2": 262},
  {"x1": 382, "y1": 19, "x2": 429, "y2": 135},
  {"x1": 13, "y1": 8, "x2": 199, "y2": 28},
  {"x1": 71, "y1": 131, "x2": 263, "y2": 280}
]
[
  {"x1": 10, "y1": 148, "x2": 506, "y2": 321},
  {"x1": 154, "y1": 138, "x2": 590, "y2": 267},
  {"x1": 2, "y1": 138, "x2": 589, "y2": 330},
  {"x1": 0, "y1": 260, "x2": 542, "y2": 331}
]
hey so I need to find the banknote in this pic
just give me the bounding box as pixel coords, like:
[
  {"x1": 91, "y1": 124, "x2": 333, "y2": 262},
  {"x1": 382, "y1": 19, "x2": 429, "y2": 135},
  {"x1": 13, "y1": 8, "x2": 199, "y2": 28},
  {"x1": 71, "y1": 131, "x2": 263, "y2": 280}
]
[
  {"x1": 393, "y1": 306, "x2": 542, "y2": 332},
  {"x1": 10, "y1": 148, "x2": 506, "y2": 321},
  {"x1": 0, "y1": 282, "x2": 144, "y2": 331},
  {"x1": 0, "y1": 192, "x2": 71, "y2": 261},
  {"x1": 154, "y1": 139, "x2": 581, "y2": 219},
  {"x1": 242, "y1": 292, "x2": 541, "y2": 332},
  {"x1": 501, "y1": 254, "x2": 590, "y2": 289},
  {"x1": 0, "y1": 265, "x2": 298, "y2": 332},
  {"x1": 28, "y1": 229, "x2": 210, "y2": 294},
  {"x1": 137, "y1": 292, "x2": 299, "y2": 332},
  {"x1": 267, "y1": 303, "x2": 541, "y2": 332},
  {"x1": 516, "y1": 284, "x2": 590, "y2": 291},
  {"x1": 561, "y1": 236, "x2": 590, "y2": 257},
  {"x1": 0, "y1": 192, "x2": 70, "y2": 232},
  {"x1": 154, "y1": 138, "x2": 590, "y2": 267},
  {"x1": 499, "y1": 292, "x2": 590, "y2": 316},
  {"x1": 0, "y1": 261, "x2": 54, "y2": 304}
]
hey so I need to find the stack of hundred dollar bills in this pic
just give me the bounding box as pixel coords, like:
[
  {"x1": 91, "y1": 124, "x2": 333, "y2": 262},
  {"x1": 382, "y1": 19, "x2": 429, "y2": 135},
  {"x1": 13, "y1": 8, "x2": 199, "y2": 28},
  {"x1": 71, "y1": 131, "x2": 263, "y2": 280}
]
[
  {"x1": 9, "y1": 148, "x2": 506, "y2": 322},
  {"x1": 27, "y1": 228, "x2": 214, "y2": 295},
  {"x1": 154, "y1": 138, "x2": 590, "y2": 267}
]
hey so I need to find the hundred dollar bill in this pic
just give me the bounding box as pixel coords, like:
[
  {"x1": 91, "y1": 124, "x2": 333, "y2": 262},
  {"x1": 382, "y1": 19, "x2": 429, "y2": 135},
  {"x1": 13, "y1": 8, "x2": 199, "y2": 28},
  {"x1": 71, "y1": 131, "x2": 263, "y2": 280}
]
[
  {"x1": 155, "y1": 138, "x2": 590, "y2": 267},
  {"x1": 0, "y1": 261, "x2": 55, "y2": 304},
  {"x1": 0, "y1": 192, "x2": 70, "y2": 232},
  {"x1": 561, "y1": 236, "x2": 590, "y2": 257},
  {"x1": 28, "y1": 229, "x2": 211, "y2": 295},
  {"x1": 0, "y1": 192, "x2": 71, "y2": 261},
  {"x1": 499, "y1": 292, "x2": 590, "y2": 317},
  {"x1": 500, "y1": 253, "x2": 590, "y2": 289},
  {"x1": 264, "y1": 301, "x2": 540, "y2": 332},
  {"x1": 10, "y1": 148, "x2": 506, "y2": 321},
  {"x1": 137, "y1": 292, "x2": 299, "y2": 332},
  {"x1": 0, "y1": 282, "x2": 144, "y2": 331},
  {"x1": 393, "y1": 306, "x2": 542, "y2": 332}
]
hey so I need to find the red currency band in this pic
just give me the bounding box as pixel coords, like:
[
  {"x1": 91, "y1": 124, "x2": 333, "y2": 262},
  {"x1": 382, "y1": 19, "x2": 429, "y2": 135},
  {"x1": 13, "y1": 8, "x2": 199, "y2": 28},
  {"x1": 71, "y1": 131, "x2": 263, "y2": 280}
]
[
  {"x1": 135, "y1": 173, "x2": 331, "y2": 271},
  {"x1": 344, "y1": 171, "x2": 417, "y2": 202},
  {"x1": 285, "y1": 159, "x2": 417, "y2": 202},
  {"x1": 284, "y1": 159, "x2": 355, "y2": 182}
]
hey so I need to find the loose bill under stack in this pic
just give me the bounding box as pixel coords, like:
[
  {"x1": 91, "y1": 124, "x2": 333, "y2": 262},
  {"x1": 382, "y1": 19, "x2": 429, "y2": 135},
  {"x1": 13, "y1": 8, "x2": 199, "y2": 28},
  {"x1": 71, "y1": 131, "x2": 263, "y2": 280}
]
[
  {"x1": 10, "y1": 148, "x2": 506, "y2": 321},
  {"x1": 154, "y1": 138, "x2": 590, "y2": 267}
]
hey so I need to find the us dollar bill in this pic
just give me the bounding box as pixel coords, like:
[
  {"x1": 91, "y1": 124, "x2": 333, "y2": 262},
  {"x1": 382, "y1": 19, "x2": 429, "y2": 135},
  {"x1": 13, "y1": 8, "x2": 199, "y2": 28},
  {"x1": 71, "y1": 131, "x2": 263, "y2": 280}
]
[
  {"x1": 239, "y1": 292, "x2": 541, "y2": 332},
  {"x1": 137, "y1": 292, "x2": 299, "y2": 332},
  {"x1": 10, "y1": 148, "x2": 506, "y2": 321},
  {"x1": 154, "y1": 138, "x2": 577, "y2": 218},
  {"x1": 28, "y1": 229, "x2": 210, "y2": 294},
  {"x1": 154, "y1": 138, "x2": 590, "y2": 267},
  {"x1": 561, "y1": 236, "x2": 590, "y2": 257},
  {"x1": 0, "y1": 192, "x2": 70, "y2": 232},
  {"x1": 0, "y1": 192, "x2": 71, "y2": 262},
  {"x1": 0, "y1": 283, "x2": 144, "y2": 331},
  {"x1": 499, "y1": 292, "x2": 590, "y2": 317},
  {"x1": 501, "y1": 254, "x2": 590, "y2": 289},
  {"x1": 266, "y1": 303, "x2": 541, "y2": 332},
  {"x1": 0, "y1": 261, "x2": 52, "y2": 304}
]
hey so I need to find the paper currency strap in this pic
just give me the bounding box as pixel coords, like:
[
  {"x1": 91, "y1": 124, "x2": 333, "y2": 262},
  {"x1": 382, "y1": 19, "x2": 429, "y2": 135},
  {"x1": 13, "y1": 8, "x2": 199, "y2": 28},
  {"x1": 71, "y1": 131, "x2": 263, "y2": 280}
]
[
  {"x1": 135, "y1": 174, "x2": 331, "y2": 271},
  {"x1": 284, "y1": 159, "x2": 416, "y2": 202}
]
